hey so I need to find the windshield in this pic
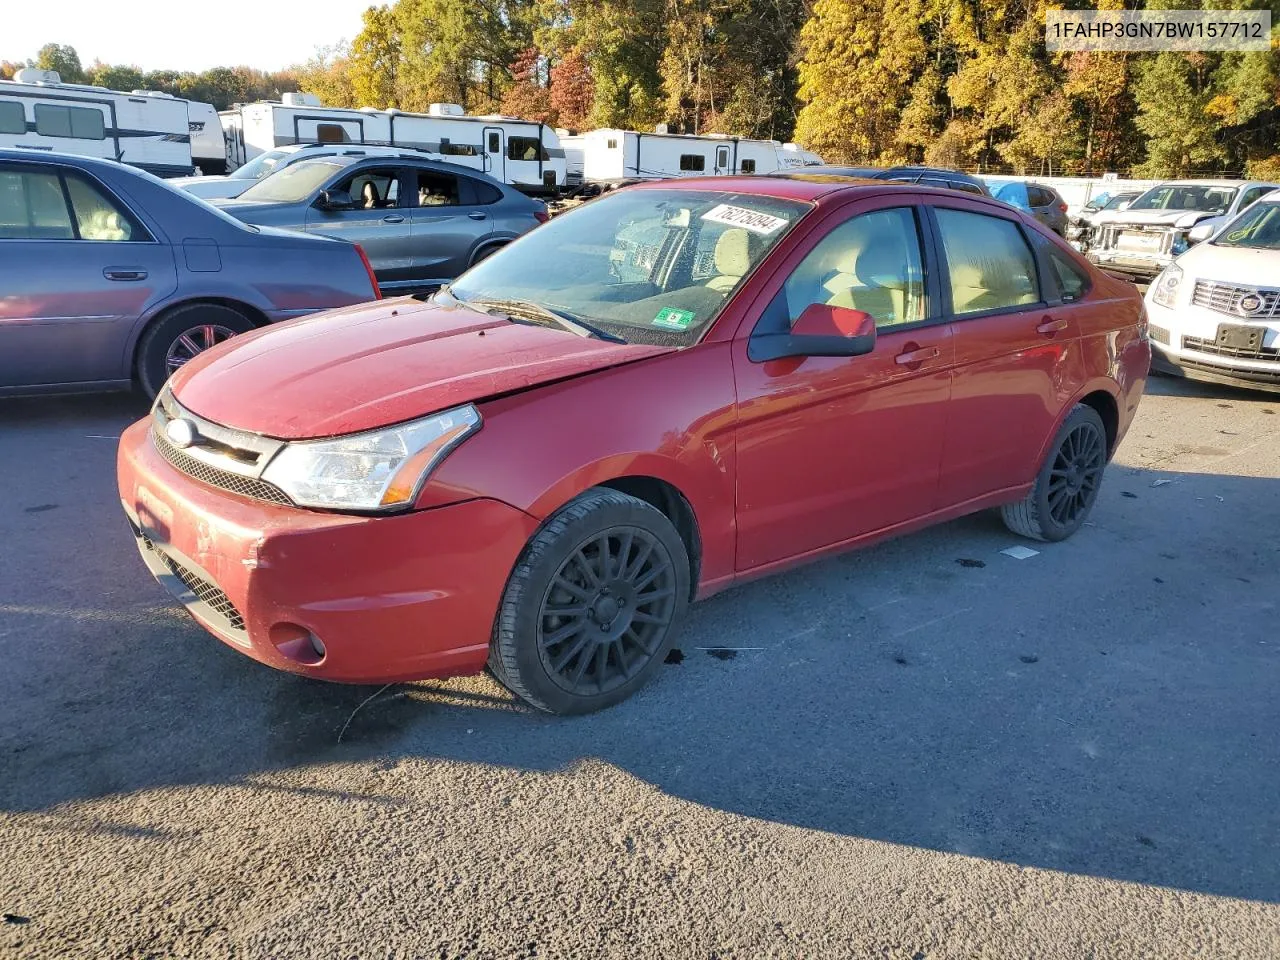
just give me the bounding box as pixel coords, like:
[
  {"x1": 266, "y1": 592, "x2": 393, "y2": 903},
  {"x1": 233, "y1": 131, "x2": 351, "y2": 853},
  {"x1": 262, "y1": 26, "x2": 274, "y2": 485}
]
[
  {"x1": 1104, "y1": 194, "x2": 1135, "y2": 210},
  {"x1": 1084, "y1": 192, "x2": 1112, "y2": 210},
  {"x1": 449, "y1": 188, "x2": 811, "y2": 346},
  {"x1": 231, "y1": 149, "x2": 293, "y2": 181},
  {"x1": 236, "y1": 159, "x2": 345, "y2": 203},
  {"x1": 1213, "y1": 201, "x2": 1280, "y2": 250},
  {"x1": 1128, "y1": 184, "x2": 1237, "y2": 214},
  {"x1": 991, "y1": 181, "x2": 1031, "y2": 210}
]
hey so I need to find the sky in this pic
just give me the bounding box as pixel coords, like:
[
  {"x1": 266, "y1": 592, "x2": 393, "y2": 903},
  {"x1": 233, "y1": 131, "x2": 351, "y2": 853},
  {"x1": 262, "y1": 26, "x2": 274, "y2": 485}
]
[{"x1": 6, "y1": 0, "x2": 374, "y2": 72}]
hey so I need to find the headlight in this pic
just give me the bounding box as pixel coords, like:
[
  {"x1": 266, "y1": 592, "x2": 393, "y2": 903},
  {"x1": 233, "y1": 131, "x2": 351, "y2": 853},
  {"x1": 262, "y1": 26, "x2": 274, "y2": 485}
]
[
  {"x1": 261, "y1": 405, "x2": 481, "y2": 511},
  {"x1": 1151, "y1": 262, "x2": 1183, "y2": 309}
]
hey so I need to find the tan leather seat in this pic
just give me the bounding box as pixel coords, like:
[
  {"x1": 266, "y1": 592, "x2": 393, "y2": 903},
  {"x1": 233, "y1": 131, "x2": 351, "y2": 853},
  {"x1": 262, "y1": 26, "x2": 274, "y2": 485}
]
[
  {"x1": 949, "y1": 258, "x2": 1036, "y2": 313},
  {"x1": 824, "y1": 239, "x2": 911, "y2": 324},
  {"x1": 706, "y1": 228, "x2": 754, "y2": 292}
]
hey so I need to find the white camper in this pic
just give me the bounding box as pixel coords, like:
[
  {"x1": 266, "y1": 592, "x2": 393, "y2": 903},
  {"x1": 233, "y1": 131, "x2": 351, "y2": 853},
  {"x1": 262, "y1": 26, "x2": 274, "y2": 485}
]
[
  {"x1": 221, "y1": 95, "x2": 567, "y2": 195},
  {"x1": 0, "y1": 68, "x2": 196, "y2": 177},
  {"x1": 562, "y1": 128, "x2": 822, "y2": 187}
]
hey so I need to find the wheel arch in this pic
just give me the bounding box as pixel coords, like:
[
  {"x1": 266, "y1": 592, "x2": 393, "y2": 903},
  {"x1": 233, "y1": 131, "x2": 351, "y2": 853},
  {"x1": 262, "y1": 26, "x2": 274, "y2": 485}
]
[
  {"x1": 596, "y1": 476, "x2": 702, "y2": 601},
  {"x1": 1034, "y1": 380, "x2": 1122, "y2": 468},
  {"x1": 127, "y1": 297, "x2": 270, "y2": 380}
]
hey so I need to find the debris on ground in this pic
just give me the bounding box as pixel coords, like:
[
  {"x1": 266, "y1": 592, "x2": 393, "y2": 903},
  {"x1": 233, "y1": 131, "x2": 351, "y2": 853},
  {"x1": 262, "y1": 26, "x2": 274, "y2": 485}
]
[
  {"x1": 1151, "y1": 478, "x2": 1175, "y2": 487},
  {"x1": 1001, "y1": 546, "x2": 1040, "y2": 560}
]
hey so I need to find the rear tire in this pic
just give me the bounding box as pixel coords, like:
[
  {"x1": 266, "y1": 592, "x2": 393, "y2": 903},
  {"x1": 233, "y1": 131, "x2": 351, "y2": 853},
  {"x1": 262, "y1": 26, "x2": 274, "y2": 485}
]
[
  {"x1": 489, "y1": 488, "x2": 690, "y2": 715},
  {"x1": 1001, "y1": 405, "x2": 1108, "y2": 542},
  {"x1": 137, "y1": 303, "x2": 254, "y2": 398}
]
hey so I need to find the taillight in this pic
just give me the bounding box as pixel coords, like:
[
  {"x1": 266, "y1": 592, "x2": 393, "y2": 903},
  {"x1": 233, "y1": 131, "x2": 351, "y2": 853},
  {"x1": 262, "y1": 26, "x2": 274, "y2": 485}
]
[
  {"x1": 1059, "y1": 202, "x2": 1068, "y2": 213},
  {"x1": 354, "y1": 243, "x2": 381, "y2": 300},
  {"x1": 534, "y1": 208, "x2": 550, "y2": 224}
]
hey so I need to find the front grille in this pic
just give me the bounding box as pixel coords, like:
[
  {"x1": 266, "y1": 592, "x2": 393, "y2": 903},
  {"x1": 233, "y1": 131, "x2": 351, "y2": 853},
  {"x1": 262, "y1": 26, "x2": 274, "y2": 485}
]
[
  {"x1": 158, "y1": 550, "x2": 246, "y2": 631},
  {"x1": 1176, "y1": 355, "x2": 1280, "y2": 385},
  {"x1": 133, "y1": 524, "x2": 247, "y2": 633},
  {"x1": 1182, "y1": 335, "x2": 1279, "y2": 362},
  {"x1": 1191, "y1": 279, "x2": 1280, "y2": 319},
  {"x1": 154, "y1": 429, "x2": 293, "y2": 506}
]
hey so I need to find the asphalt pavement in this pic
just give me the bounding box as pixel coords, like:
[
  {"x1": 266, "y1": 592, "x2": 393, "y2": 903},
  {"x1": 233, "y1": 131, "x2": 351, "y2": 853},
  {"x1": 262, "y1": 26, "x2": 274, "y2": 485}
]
[{"x1": 1, "y1": 372, "x2": 1277, "y2": 959}]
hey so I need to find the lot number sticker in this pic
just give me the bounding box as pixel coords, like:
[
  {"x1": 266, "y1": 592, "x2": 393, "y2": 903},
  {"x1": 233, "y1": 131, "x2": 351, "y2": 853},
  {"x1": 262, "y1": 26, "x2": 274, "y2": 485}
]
[
  {"x1": 700, "y1": 203, "x2": 789, "y2": 235},
  {"x1": 653, "y1": 307, "x2": 696, "y2": 330}
]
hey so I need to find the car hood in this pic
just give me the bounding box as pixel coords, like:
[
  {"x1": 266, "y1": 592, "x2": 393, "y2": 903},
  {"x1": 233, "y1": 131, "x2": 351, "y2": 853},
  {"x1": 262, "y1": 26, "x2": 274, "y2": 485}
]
[
  {"x1": 209, "y1": 198, "x2": 295, "y2": 219},
  {"x1": 169, "y1": 297, "x2": 676, "y2": 439},
  {"x1": 1176, "y1": 242, "x2": 1280, "y2": 285},
  {"x1": 1093, "y1": 209, "x2": 1218, "y2": 229}
]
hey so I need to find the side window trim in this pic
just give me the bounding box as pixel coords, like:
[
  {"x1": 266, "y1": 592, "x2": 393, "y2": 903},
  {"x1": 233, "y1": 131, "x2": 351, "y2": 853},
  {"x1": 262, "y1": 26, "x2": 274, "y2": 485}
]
[{"x1": 921, "y1": 203, "x2": 1049, "y2": 322}]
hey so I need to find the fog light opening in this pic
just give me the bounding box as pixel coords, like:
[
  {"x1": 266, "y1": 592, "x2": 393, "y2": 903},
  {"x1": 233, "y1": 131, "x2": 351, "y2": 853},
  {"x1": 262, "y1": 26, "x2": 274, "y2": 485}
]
[{"x1": 269, "y1": 623, "x2": 326, "y2": 666}]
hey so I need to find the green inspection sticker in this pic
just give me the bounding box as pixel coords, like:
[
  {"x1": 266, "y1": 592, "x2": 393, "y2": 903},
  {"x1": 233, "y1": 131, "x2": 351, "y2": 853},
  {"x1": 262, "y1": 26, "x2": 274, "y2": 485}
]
[{"x1": 652, "y1": 307, "x2": 695, "y2": 330}]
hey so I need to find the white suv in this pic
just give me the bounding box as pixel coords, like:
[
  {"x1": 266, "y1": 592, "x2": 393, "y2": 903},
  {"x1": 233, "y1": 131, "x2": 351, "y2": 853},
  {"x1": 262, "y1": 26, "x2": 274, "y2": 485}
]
[
  {"x1": 171, "y1": 144, "x2": 427, "y2": 200},
  {"x1": 1145, "y1": 190, "x2": 1280, "y2": 393}
]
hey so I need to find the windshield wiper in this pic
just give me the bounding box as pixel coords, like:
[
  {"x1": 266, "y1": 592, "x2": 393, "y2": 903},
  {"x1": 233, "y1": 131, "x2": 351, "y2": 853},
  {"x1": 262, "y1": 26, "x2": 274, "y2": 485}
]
[{"x1": 463, "y1": 296, "x2": 626, "y2": 343}]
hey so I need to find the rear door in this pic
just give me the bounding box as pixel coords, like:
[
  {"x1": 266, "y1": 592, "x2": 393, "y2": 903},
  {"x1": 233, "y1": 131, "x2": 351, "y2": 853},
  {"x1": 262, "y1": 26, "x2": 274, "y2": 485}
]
[
  {"x1": 926, "y1": 200, "x2": 1083, "y2": 506},
  {"x1": 304, "y1": 163, "x2": 413, "y2": 283},
  {"x1": 0, "y1": 161, "x2": 177, "y2": 388},
  {"x1": 405, "y1": 168, "x2": 494, "y2": 284}
]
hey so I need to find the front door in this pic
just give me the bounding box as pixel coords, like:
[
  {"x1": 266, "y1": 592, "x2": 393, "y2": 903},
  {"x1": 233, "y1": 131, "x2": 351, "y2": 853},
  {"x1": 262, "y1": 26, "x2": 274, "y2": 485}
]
[
  {"x1": 926, "y1": 202, "x2": 1082, "y2": 506},
  {"x1": 715, "y1": 145, "x2": 731, "y2": 176},
  {"x1": 732, "y1": 201, "x2": 954, "y2": 570},
  {"x1": 305, "y1": 164, "x2": 414, "y2": 283},
  {"x1": 0, "y1": 162, "x2": 177, "y2": 388},
  {"x1": 405, "y1": 168, "x2": 494, "y2": 284},
  {"x1": 484, "y1": 127, "x2": 505, "y2": 182}
]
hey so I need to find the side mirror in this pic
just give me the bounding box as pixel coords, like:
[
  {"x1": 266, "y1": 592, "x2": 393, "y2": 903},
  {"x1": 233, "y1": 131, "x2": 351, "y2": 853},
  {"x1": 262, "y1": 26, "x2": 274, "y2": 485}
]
[
  {"x1": 1188, "y1": 223, "x2": 1214, "y2": 243},
  {"x1": 316, "y1": 188, "x2": 354, "y2": 211},
  {"x1": 748, "y1": 303, "x2": 877, "y2": 362}
]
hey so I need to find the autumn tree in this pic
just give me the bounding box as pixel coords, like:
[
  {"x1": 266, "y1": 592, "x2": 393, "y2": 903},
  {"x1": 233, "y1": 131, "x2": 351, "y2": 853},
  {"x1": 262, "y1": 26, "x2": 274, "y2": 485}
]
[
  {"x1": 349, "y1": 5, "x2": 402, "y2": 109},
  {"x1": 549, "y1": 46, "x2": 594, "y2": 130},
  {"x1": 500, "y1": 47, "x2": 555, "y2": 121},
  {"x1": 795, "y1": 0, "x2": 927, "y2": 163}
]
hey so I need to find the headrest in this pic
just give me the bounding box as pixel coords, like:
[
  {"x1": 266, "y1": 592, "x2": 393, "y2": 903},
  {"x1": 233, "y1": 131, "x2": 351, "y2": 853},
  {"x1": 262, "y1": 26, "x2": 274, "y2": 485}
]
[{"x1": 714, "y1": 229, "x2": 752, "y2": 277}]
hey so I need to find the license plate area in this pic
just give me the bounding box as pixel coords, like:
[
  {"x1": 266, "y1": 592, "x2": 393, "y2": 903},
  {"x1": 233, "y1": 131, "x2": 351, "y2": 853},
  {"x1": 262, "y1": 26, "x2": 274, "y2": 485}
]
[
  {"x1": 1117, "y1": 231, "x2": 1162, "y2": 252},
  {"x1": 1216, "y1": 324, "x2": 1262, "y2": 351}
]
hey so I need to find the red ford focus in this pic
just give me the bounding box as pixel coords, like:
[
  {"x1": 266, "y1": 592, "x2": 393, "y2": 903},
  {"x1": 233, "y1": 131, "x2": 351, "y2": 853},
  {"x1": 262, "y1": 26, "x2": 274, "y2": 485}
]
[{"x1": 117, "y1": 176, "x2": 1150, "y2": 714}]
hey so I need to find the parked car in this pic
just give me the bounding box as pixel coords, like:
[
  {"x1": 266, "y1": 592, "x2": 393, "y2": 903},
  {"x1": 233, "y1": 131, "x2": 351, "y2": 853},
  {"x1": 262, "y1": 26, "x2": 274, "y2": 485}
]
[
  {"x1": 989, "y1": 180, "x2": 1069, "y2": 236},
  {"x1": 214, "y1": 155, "x2": 548, "y2": 291},
  {"x1": 1145, "y1": 190, "x2": 1280, "y2": 392},
  {"x1": 0, "y1": 149, "x2": 380, "y2": 398},
  {"x1": 118, "y1": 177, "x2": 1149, "y2": 713},
  {"x1": 775, "y1": 164, "x2": 992, "y2": 196},
  {"x1": 1068, "y1": 191, "x2": 1142, "y2": 251},
  {"x1": 170, "y1": 143, "x2": 439, "y2": 201},
  {"x1": 1087, "y1": 179, "x2": 1280, "y2": 280}
]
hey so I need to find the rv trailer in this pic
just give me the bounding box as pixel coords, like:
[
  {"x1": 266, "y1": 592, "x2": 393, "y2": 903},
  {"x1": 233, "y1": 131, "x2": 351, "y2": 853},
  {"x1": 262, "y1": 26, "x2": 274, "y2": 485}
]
[
  {"x1": 220, "y1": 95, "x2": 567, "y2": 195},
  {"x1": 0, "y1": 68, "x2": 203, "y2": 177},
  {"x1": 560, "y1": 128, "x2": 823, "y2": 187}
]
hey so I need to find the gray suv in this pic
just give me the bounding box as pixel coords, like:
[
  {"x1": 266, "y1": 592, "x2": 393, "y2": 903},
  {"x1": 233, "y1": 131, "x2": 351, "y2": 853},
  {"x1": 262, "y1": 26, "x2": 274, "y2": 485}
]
[
  {"x1": 0, "y1": 150, "x2": 381, "y2": 398},
  {"x1": 215, "y1": 156, "x2": 549, "y2": 292}
]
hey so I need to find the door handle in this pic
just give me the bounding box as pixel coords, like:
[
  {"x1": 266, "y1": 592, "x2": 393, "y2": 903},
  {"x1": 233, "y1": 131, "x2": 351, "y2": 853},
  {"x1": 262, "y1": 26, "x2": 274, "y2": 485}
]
[
  {"x1": 468, "y1": 211, "x2": 487, "y2": 221},
  {"x1": 104, "y1": 268, "x2": 147, "y2": 281},
  {"x1": 382, "y1": 214, "x2": 405, "y2": 224},
  {"x1": 894, "y1": 345, "x2": 939, "y2": 366},
  {"x1": 1037, "y1": 316, "x2": 1069, "y2": 336}
]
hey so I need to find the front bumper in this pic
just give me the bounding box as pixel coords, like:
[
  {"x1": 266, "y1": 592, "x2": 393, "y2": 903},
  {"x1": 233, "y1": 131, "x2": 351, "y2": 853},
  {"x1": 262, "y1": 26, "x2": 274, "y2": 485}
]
[
  {"x1": 1145, "y1": 297, "x2": 1280, "y2": 393},
  {"x1": 1087, "y1": 249, "x2": 1172, "y2": 281},
  {"x1": 117, "y1": 418, "x2": 540, "y2": 683}
]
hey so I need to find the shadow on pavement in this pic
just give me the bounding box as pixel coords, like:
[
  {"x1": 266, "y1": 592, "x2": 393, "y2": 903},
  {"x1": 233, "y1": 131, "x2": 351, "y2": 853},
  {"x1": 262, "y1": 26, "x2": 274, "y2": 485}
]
[{"x1": 1, "y1": 394, "x2": 1277, "y2": 906}]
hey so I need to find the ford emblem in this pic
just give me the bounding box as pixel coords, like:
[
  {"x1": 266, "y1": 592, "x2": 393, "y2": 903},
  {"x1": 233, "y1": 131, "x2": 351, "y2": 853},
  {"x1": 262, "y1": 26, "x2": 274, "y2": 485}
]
[{"x1": 166, "y1": 418, "x2": 197, "y2": 448}]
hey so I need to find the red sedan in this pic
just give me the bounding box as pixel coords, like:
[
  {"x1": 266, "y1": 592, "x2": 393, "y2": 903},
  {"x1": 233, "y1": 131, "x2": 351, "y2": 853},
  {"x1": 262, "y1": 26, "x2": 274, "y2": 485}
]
[{"x1": 117, "y1": 176, "x2": 1150, "y2": 714}]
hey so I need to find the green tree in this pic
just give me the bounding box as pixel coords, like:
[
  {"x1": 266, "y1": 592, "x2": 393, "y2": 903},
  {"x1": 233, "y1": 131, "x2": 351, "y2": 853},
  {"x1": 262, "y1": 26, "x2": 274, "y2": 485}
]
[
  {"x1": 33, "y1": 43, "x2": 84, "y2": 83},
  {"x1": 1133, "y1": 52, "x2": 1225, "y2": 177},
  {"x1": 87, "y1": 62, "x2": 145, "y2": 91}
]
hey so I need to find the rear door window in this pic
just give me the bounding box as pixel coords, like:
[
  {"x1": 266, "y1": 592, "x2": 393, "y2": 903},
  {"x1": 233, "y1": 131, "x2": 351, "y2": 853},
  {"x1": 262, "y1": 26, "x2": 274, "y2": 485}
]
[
  {"x1": 0, "y1": 168, "x2": 75, "y2": 239},
  {"x1": 415, "y1": 170, "x2": 461, "y2": 206},
  {"x1": 65, "y1": 174, "x2": 143, "y2": 241},
  {"x1": 934, "y1": 208, "x2": 1040, "y2": 316}
]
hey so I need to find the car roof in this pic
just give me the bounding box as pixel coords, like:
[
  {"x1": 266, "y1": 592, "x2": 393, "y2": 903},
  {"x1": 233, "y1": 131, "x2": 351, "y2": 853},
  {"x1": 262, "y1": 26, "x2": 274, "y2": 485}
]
[
  {"x1": 628, "y1": 174, "x2": 1019, "y2": 209},
  {"x1": 0, "y1": 147, "x2": 122, "y2": 171},
  {"x1": 1151, "y1": 179, "x2": 1264, "y2": 188}
]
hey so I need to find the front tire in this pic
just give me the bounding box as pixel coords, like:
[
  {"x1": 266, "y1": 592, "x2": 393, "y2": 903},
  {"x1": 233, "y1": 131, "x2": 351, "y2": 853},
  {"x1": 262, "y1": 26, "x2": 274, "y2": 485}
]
[
  {"x1": 1001, "y1": 405, "x2": 1108, "y2": 542},
  {"x1": 490, "y1": 488, "x2": 690, "y2": 715},
  {"x1": 137, "y1": 303, "x2": 254, "y2": 398}
]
